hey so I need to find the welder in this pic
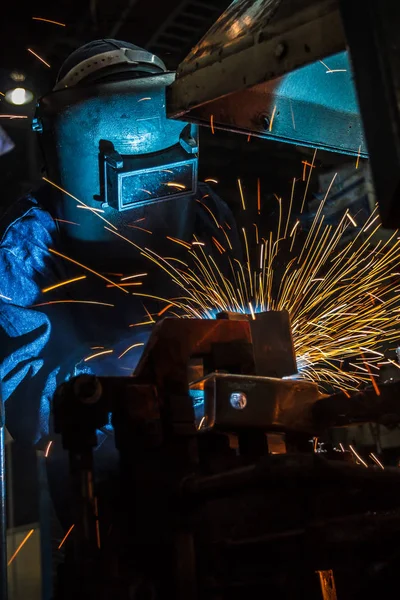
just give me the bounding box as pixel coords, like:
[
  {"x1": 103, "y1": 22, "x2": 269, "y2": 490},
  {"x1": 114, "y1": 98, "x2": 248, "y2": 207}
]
[{"x1": 0, "y1": 39, "x2": 240, "y2": 526}]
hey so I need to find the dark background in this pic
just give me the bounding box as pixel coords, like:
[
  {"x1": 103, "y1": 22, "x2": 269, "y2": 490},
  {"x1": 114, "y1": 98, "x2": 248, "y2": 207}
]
[{"x1": 0, "y1": 0, "x2": 352, "y2": 218}]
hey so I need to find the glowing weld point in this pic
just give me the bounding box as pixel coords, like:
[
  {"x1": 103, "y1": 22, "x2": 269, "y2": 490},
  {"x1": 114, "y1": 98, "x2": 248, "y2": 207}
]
[{"x1": 27, "y1": 48, "x2": 51, "y2": 68}]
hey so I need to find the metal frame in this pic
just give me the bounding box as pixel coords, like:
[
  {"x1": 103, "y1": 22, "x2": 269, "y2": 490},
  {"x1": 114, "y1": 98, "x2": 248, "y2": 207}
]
[{"x1": 168, "y1": 0, "x2": 345, "y2": 116}]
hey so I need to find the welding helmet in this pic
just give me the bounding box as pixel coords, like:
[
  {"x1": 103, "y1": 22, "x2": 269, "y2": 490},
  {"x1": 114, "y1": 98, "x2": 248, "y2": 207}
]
[{"x1": 33, "y1": 39, "x2": 198, "y2": 243}]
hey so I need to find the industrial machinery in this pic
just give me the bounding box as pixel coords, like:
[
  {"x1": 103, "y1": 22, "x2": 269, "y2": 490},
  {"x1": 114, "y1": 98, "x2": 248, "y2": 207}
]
[{"x1": 51, "y1": 311, "x2": 400, "y2": 599}]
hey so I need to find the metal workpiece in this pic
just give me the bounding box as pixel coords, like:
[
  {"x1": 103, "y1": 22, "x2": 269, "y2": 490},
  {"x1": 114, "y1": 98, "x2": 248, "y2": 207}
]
[
  {"x1": 312, "y1": 380, "x2": 400, "y2": 429},
  {"x1": 339, "y1": 0, "x2": 400, "y2": 227},
  {"x1": 193, "y1": 372, "x2": 321, "y2": 433},
  {"x1": 167, "y1": 0, "x2": 365, "y2": 155}
]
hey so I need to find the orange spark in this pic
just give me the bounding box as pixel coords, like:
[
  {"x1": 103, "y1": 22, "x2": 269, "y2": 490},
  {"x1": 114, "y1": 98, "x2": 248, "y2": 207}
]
[
  {"x1": 48, "y1": 248, "x2": 128, "y2": 293},
  {"x1": 204, "y1": 178, "x2": 218, "y2": 184},
  {"x1": 360, "y1": 352, "x2": 381, "y2": 396},
  {"x1": 32, "y1": 300, "x2": 114, "y2": 308},
  {"x1": 269, "y1": 105, "x2": 277, "y2": 132},
  {"x1": 212, "y1": 236, "x2": 225, "y2": 254},
  {"x1": 45, "y1": 441, "x2": 53, "y2": 458},
  {"x1": 166, "y1": 236, "x2": 191, "y2": 250},
  {"x1": 54, "y1": 218, "x2": 80, "y2": 226},
  {"x1": 349, "y1": 444, "x2": 368, "y2": 468},
  {"x1": 158, "y1": 303, "x2": 174, "y2": 317},
  {"x1": 210, "y1": 114, "x2": 215, "y2": 134},
  {"x1": 118, "y1": 342, "x2": 144, "y2": 359},
  {"x1": 238, "y1": 178, "x2": 246, "y2": 210},
  {"x1": 129, "y1": 320, "x2": 154, "y2": 328},
  {"x1": 8, "y1": 529, "x2": 35, "y2": 565},
  {"x1": 32, "y1": 17, "x2": 65, "y2": 26},
  {"x1": 120, "y1": 273, "x2": 148, "y2": 281},
  {"x1": 257, "y1": 177, "x2": 261, "y2": 214},
  {"x1": 84, "y1": 349, "x2": 113, "y2": 362},
  {"x1": 58, "y1": 524, "x2": 75, "y2": 550},
  {"x1": 126, "y1": 224, "x2": 152, "y2": 234},
  {"x1": 165, "y1": 182, "x2": 186, "y2": 190},
  {"x1": 27, "y1": 48, "x2": 51, "y2": 68},
  {"x1": 42, "y1": 275, "x2": 86, "y2": 293},
  {"x1": 356, "y1": 145, "x2": 361, "y2": 169}
]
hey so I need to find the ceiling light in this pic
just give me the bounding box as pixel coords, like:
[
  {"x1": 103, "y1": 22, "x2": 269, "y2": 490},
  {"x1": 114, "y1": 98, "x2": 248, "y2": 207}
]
[{"x1": 5, "y1": 87, "x2": 34, "y2": 106}]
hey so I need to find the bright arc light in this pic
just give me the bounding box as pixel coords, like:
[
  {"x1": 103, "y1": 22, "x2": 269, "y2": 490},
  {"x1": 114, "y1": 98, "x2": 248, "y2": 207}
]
[{"x1": 5, "y1": 87, "x2": 34, "y2": 106}]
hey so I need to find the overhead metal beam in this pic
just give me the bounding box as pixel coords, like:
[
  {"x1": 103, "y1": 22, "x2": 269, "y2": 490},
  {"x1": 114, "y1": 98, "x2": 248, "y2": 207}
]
[{"x1": 168, "y1": 0, "x2": 345, "y2": 116}]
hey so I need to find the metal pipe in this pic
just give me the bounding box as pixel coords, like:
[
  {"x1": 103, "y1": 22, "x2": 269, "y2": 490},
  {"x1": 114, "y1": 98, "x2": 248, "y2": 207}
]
[{"x1": 0, "y1": 396, "x2": 8, "y2": 600}]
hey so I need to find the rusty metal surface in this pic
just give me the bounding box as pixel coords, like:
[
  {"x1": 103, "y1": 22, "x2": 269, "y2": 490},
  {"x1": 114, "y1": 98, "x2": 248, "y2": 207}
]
[
  {"x1": 178, "y1": 0, "x2": 282, "y2": 71},
  {"x1": 168, "y1": 0, "x2": 345, "y2": 117},
  {"x1": 172, "y1": 51, "x2": 366, "y2": 157}
]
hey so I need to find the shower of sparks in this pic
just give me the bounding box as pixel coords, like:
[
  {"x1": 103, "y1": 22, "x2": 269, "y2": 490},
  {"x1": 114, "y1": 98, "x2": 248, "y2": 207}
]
[
  {"x1": 27, "y1": 48, "x2": 51, "y2": 68},
  {"x1": 84, "y1": 349, "x2": 113, "y2": 362},
  {"x1": 125, "y1": 170, "x2": 400, "y2": 393},
  {"x1": 8, "y1": 529, "x2": 35, "y2": 566},
  {"x1": 32, "y1": 17, "x2": 66, "y2": 26},
  {"x1": 118, "y1": 342, "x2": 145, "y2": 359},
  {"x1": 42, "y1": 275, "x2": 86, "y2": 293}
]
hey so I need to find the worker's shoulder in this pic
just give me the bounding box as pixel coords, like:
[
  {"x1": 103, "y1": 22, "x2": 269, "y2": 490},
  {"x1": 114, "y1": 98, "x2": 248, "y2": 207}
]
[{"x1": 0, "y1": 189, "x2": 56, "y2": 248}]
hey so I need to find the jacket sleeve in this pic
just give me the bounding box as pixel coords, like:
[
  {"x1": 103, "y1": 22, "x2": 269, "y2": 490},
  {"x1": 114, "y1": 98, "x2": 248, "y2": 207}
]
[{"x1": 0, "y1": 203, "x2": 82, "y2": 444}]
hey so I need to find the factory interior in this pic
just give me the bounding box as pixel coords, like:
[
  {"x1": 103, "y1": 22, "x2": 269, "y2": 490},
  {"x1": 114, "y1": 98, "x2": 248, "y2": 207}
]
[{"x1": 2, "y1": 0, "x2": 400, "y2": 598}]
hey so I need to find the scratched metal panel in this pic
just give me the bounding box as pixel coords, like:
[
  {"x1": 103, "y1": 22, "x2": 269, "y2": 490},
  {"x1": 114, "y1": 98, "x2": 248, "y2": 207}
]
[{"x1": 167, "y1": 0, "x2": 366, "y2": 156}]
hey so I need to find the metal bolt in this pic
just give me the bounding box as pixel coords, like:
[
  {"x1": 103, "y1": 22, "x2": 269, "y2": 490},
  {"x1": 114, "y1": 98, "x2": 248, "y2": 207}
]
[
  {"x1": 73, "y1": 375, "x2": 102, "y2": 404},
  {"x1": 230, "y1": 392, "x2": 247, "y2": 410}
]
